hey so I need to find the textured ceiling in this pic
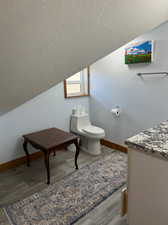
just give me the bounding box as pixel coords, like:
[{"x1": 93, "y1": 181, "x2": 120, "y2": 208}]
[{"x1": 0, "y1": 0, "x2": 168, "y2": 114}]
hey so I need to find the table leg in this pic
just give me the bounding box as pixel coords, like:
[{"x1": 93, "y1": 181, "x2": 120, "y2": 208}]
[
  {"x1": 23, "y1": 140, "x2": 30, "y2": 167},
  {"x1": 44, "y1": 152, "x2": 50, "y2": 184},
  {"x1": 74, "y1": 139, "x2": 80, "y2": 170}
]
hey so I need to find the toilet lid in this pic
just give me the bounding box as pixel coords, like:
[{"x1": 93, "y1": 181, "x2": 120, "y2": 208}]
[{"x1": 82, "y1": 126, "x2": 104, "y2": 135}]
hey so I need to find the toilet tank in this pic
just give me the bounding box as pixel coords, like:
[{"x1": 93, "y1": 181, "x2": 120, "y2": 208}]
[{"x1": 70, "y1": 113, "x2": 91, "y2": 133}]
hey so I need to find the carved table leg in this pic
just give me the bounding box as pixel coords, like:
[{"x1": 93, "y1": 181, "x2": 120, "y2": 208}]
[
  {"x1": 74, "y1": 138, "x2": 80, "y2": 170},
  {"x1": 44, "y1": 151, "x2": 50, "y2": 184},
  {"x1": 23, "y1": 140, "x2": 30, "y2": 167}
]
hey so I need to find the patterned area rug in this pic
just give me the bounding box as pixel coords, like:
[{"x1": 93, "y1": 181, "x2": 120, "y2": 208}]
[{"x1": 4, "y1": 151, "x2": 127, "y2": 225}]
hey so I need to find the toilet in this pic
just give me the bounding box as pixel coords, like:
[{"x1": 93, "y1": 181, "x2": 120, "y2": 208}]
[{"x1": 70, "y1": 112, "x2": 105, "y2": 155}]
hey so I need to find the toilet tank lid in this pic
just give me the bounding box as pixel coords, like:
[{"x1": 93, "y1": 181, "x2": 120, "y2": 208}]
[
  {"x1": 82, "y1": 126, "x2": 104, "y2": 135},
  {"x1": 71, "y1": 113, "x2": 88, "y2": 118}
]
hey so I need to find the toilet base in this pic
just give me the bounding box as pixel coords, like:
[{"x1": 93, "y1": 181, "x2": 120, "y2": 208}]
[{"x1": 80, "y1": 136, "x2": 101, "y2": 155}]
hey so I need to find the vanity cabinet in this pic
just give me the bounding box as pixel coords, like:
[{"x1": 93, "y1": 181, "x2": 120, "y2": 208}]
[{"x1": 125, "y1": 121, "x2": 168, "y2": 225}]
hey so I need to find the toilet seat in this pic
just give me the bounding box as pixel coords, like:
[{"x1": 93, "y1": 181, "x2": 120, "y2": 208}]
[{"x1": 82, "y1": 126, "x2": 104, "y2": 136}]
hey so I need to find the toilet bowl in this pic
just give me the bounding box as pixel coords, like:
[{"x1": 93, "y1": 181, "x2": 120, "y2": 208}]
[{"x1": 70, "y1": 113, "x2": 105, "y2": 155}]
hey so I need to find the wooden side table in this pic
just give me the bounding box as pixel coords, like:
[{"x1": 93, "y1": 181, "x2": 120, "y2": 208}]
[{"x1": 23, "y1": 128, "x2": 80, "y2": 184}]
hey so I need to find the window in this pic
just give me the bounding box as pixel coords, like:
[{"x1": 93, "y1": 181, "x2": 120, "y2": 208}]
[{"x1": 64, "y1": 67, "x2": 90, "y2": 98}]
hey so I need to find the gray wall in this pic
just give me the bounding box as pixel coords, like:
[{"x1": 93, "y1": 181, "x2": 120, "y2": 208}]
[
  {"x1": 0, "y1": 83, "x2": 89, "y2": 164},
  {"x1": 90, "y1": 22, "x2": 168, "y2": 145}
]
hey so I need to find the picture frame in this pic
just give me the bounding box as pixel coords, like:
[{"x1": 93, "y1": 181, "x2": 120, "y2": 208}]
[{"x1": 125, "y1": 40, "x2": 153, "y2": 64}]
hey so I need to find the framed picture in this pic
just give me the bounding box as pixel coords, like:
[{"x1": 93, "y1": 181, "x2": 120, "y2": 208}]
[{"x1": 125, "y1": 41, "x2": 153, "y2": 64}]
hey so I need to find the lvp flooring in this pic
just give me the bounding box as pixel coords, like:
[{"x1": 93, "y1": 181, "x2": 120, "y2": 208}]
[{"x1": 0, "y1": 146, "x2": 127, "y2": 225}]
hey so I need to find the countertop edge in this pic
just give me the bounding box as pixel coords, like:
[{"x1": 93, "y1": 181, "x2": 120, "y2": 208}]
[{"x1": 125, "y1": 140, "x2": 168, "y2": 162}]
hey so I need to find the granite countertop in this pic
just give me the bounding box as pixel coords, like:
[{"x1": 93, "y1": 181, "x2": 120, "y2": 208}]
[{"x1": 125, "y1": 121, "x2": 168, "y2": 161}]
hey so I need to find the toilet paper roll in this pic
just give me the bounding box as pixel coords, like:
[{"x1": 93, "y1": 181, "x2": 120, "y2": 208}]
[{"x1": 111, "y1": 108, "x2": 121, "y2": 117}]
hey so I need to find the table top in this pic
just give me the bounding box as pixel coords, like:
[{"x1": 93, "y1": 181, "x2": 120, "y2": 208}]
[{"x1": 23, "y1": 128, "x2": 77, "y2": 150}]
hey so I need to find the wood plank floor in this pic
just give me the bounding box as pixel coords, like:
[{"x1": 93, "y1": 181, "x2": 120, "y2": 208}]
[{"x1": 0, "y1": 146, "x2": 127, "y2": 225}]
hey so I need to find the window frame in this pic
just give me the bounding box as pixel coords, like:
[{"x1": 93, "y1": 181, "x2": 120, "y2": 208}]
[{"x1": 64, "y1": 66, "x2": 90, "y2": 99}]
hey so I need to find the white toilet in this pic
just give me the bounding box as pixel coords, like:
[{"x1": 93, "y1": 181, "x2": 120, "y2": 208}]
[{"x1": 70, "y1": 112, "x2": 105, "y2": 155}]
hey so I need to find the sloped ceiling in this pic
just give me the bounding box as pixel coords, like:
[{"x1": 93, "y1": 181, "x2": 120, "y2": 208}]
[{"x1": 0, "y1": 0, "x2": 168, "y2": 114}]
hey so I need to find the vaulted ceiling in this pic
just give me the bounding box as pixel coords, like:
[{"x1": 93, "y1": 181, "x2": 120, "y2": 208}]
[{"x1": 0, "y1": 0, "x2": 168, "y2": 114}]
